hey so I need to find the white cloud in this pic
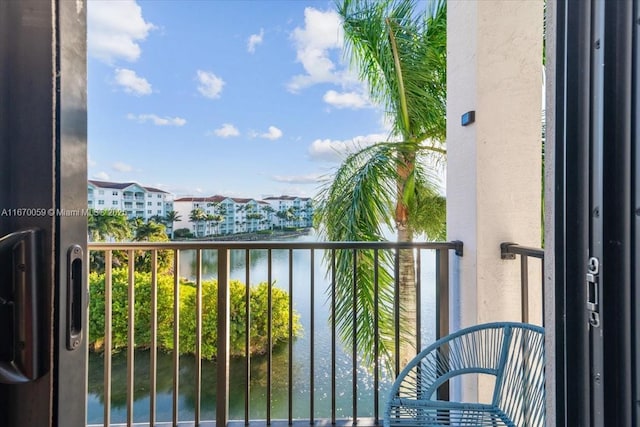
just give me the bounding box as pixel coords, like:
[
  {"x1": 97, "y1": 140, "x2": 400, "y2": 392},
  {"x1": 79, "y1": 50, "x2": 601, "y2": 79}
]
[
  {"x1": 272, "y1": 173, "x2": 323, "y2": 184},
  {"x1": 196, "y1": 70, "x2": 225, "y2": 99},
  {"x1": 112, "y1": 161, "x2": 133, "y2": 172},
  {"x1": 260, "y1": 126, "x2": 283, "y2": 140},
  {"x1": 127, "y1": 113, "x2": 187, "y2": 126},
  {"x1": 114, "y1": 68, "x2": 152, "y2": 95},
  {"x1": 94, "y1": 171, "x2": 110, "y2": 180},
  {"x1": 323, "y1": 90, "x2": 370, "y2": 109},
  {"x1": 247, "y1": 29, "x2": 264, "y2": 53},
  {"x1": 213, "y1": 123, "x2": 240, "y2": 138},
  {"x1": 287, "y1": 8, "x2": 345, "y2": 92},
  {"x1": 88, "y1": 0, "x2": 155, "y2": 64},
  {"x1": 88, "y1": 156, "x2": 97, "y2": 167},
  {"x1": 308, "y1": 133, "x2": 389, "y2": 163}
]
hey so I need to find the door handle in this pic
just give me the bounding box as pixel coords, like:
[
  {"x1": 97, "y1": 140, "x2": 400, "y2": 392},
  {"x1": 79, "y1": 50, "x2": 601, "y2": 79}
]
[
  {"x1": 66, "y1": 245, "x2": 83, "y2": 351},
  {"x1": 0, "y1": 228, "x2": 46, "y2": 383}
]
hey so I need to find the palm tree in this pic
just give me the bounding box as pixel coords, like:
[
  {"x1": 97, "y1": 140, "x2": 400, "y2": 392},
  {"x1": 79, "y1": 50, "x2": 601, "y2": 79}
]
[
  {"x1": 205, "y1": 213, "x2": 224, "y2": 236},
  {"x1": 276, "y1": 208, "x2": 295, "y2": 229},
  {"x1": 189, "y1": 208, "x2": 207, "y2": 238},
  {"x1": 88, "y1": 210, "x2": 131, "y2": 242},
  {"x1": 262, "y1": 205, "x2": 275, "y2": 229},
  {"x1": 315, "y1": 0, "x2": 447, "y2": 369},
  {"x1": 164, "y1": 210, "x2": 182, "y2": 239},
  {"x1": 148, "y1": 214, "x2": 166, "y2": 224},
  {"x1": 128, "y1": 216, "x2": 145, "y2": 233},
  {"x1": 134, "y1": 220, "x2": 168, "y2": 242}
]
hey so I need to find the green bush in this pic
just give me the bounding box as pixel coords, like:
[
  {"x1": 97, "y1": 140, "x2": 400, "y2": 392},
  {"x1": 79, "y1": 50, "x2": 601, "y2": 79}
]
[
  {"x1": 89, "y1": 269, "x2": 301, "y2": 358},
  {"x1": 173, "y1": 228, "x2": 194, "y2": 238}
]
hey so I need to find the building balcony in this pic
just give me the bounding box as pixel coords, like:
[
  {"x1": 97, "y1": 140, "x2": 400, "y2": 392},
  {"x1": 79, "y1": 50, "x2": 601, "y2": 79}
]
[{"x1": 86, "y1": 240, "x2": 542, "y2": 426}]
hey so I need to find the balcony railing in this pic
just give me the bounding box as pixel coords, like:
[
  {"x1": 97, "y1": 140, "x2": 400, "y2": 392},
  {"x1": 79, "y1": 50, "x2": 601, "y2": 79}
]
[
  {"x1": 87, "y1": 240, "x2": 463, "y2": 427},
  {"x1": 500, "y1": 242, "x2": 545, "y2": 324}
]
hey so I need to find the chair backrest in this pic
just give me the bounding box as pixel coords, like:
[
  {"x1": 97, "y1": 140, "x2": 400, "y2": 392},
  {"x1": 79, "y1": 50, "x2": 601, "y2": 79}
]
[{"x1": 387, "y1": 322, "x2": 545, "y2": 426}]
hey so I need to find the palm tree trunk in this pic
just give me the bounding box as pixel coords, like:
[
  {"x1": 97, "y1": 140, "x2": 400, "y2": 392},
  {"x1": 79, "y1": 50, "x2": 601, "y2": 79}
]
[
  {"x1": 397, "y1": 224, "x2": 417, "y2": 369},
  {"x1": 396, "y1": 149, "x2": 418, "y2": 369}
]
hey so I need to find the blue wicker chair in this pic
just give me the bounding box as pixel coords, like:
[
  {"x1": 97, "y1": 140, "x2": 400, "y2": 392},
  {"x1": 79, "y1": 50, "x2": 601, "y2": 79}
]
[{"x1": 384, "y1": 322, "x2": 545, "y2": 427}]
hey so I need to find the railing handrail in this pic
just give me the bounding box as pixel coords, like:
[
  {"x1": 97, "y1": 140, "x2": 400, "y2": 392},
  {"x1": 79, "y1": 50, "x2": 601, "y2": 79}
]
[
  {"x1": 500, "y1": 241, "x2": 544, "y2": 325},
  {"x1": 500, "y1": 242, "x2": 544, "y2": 259},
  {"x1": 89, "y1": 240, "x2": 464, "y2": 253}
]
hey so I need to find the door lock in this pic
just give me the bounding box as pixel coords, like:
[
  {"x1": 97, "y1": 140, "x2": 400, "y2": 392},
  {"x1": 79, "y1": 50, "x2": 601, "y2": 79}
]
[{"x1": 586, "y1": 257, "x2": 600, "y2": 328}]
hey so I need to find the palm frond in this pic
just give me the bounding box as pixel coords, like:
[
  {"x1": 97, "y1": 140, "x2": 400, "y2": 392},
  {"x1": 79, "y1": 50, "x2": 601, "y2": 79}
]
[
  {"x1": 315, "y1": 142, "x2": 445, "y2": 366},
  {"x1": 337, "y1": 0, "x2": 447, "y2": 142}
]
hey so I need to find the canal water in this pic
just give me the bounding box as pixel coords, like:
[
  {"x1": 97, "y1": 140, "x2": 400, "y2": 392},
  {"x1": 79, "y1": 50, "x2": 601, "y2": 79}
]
[{"x1": 87, "y1": 232, "x2": 438, "y2": 424}]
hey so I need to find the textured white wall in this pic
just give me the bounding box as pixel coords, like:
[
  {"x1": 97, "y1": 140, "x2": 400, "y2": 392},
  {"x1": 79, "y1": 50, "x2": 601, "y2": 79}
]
[{"x1": 446, "y1": 0, "x2": 544, "y2": 401}]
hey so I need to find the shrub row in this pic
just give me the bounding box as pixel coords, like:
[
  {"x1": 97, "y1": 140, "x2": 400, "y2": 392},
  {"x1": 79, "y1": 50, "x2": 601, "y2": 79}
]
[{"x1": 89, "y1": 269, "x2": 302, "y2": 358}]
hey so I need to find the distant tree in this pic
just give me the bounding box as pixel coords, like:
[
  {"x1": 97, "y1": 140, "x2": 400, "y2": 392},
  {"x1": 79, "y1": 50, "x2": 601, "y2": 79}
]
[
  {"x1": 164, "y1": 210, "x2": 182, "y2": 239},
  {"x1": 148, "y1": 214, "x2": 166, "y2": 224},
  {"x1": 173, "y1": 228, "x2": 193, "y2": 239},
  {"x1": 130, "y1": 220, "x2": 171, "y2": 272},
  {"x1": 189, "y1": 208, "x2": 207, "y2": 237},
  {"x1": 205, "y1": 213, "x2": 224, "y2": 236},
  {"x1": 88, "y1": 210, "x2": 131, "y2": 242},
  {"x1": 261, "y1": 205, "x2": 275, "y2": 229},
  {"x1": 276, "y1": 208, "x2": 295, "y2": 229},
  {"x1": 134, "y1": 221, "x2": 168, "y2": 242},
  {"x1": 88, "y1": 210, "x2": 131, "y2": 274},
  {"x1": 128, "y1": 216, "x2": 144, "y2": 233}
]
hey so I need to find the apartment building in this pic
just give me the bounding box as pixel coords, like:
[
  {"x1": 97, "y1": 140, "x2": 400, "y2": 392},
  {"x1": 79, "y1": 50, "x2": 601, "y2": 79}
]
[
  {"x1": 263, "y1": 195, "x2": 314, "y2": 229},
  {"x1": 173, "y1": 195, "x2": 313, "y2": 236},
  {"x1": 87, "y1": 180, "x2": 174, "y2": 222}
]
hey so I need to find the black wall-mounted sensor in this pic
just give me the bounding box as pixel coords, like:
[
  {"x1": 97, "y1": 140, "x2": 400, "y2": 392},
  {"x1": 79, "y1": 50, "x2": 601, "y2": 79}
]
[{"x1": 461, "y1": 110, "x2": 475, "y2": 126}]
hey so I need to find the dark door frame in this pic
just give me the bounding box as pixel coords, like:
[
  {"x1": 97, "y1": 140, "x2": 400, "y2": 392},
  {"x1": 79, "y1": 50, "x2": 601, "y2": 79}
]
[
  {"x1": 0, "y1": 1, "x2": 88, "y2": 426},
  {"x1": 549, "y1": 0, "x2": 637, "y2": 425}
]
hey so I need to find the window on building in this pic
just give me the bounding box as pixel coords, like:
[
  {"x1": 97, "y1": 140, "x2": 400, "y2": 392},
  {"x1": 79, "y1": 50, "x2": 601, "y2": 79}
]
[
  {"x1": 157, "y1": 210, "x2": 162, "y2": 214},
  {"x1": 157, "y1": 202, "x2": 162, "y2": 206},
  {"x1": 98, "y1": 190, "x2": 104, "y2": 195},
  {"x1": 98, "y1": 200, "x2": 104, "y2": 205},
  {"x1": 147, "y1": 210, "x2": 152, "y2": 214},
  {"x1": 157, "y1": 194, "x2": 162, "y2": 198},
  {"x1": 112, "y1": 201, "x2": 118, "y2": 205},
  {"x1": 112, "y1": 191, "x2": 118, "y2": 196},
  {"x1": 147, "y1": 202, "x2": 152, "y2": 206}
]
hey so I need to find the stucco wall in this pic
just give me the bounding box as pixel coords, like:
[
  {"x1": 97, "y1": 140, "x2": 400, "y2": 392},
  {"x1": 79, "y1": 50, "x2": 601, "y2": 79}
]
[{"x1": 446, "y1": 0, "x2": 544, "y2": 401}]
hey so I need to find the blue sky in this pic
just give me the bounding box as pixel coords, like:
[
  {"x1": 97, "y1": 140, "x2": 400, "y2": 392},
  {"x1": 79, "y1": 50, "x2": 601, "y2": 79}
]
[{"x1": 87, "y1": 0, "x2": 398, "y2": 199}]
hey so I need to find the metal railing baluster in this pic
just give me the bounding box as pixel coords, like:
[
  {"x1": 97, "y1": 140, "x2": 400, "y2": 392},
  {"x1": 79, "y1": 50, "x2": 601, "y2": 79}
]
[
  {"x1": 288, "y1": 249, "x2": 294, "y2": 425},
  {"x1": 172, "y1": 249, "x2": 180, "y2": 426},
  {"x1": 150, "y1": 250, "x2": 158, "y2": 426},
  {"x1": 416, "y1": 249, "x2": 422, "y2": 354},
  {"x1": 352, "y1": 249, "x2": 358, "y2": 425},
  {"x1": 267, "y1": 249, "x2": 273, "y2": 424},
  {"x1": 331, "y1": 248, "x2": 337, "y2": 425},
  {"x1": 500, "y1": 242, "x2": 544, "y2": 325},
  {"x1": 217, "y1": 248, "x2": 230, "y2": 427},
  {"x1": 373, "y1": 249, "x2": 380, "y2": 424},
  {"x1": 309, "y1": 248, "x2": 315, "y2": 424},
  {"x1": 393, "y1": 249, "x2": 400, "y2": 377},
  {"x1": 244, "y1": 249, "x2": 251, "y2": 426},
  {"x1": 126, "y1": 250, "x2": 135, "y2": 427},
  {"x1": 103, "y1": 250, "x2": 112, "y2": 427},
  {"x1": 195, "y1": 249, "x2": 203, "y2": 425},
  {"x1": 436, "y1": 248, "x2": 450, "y2": 402}
]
